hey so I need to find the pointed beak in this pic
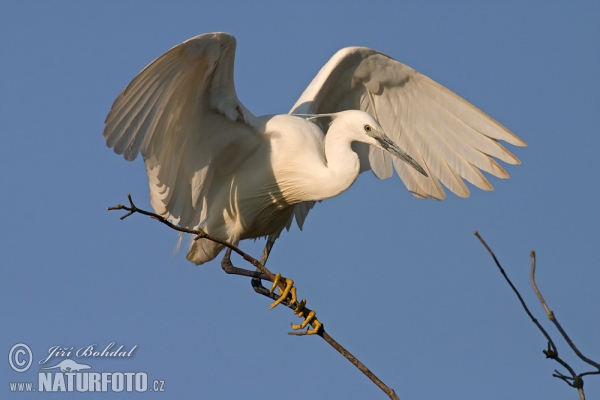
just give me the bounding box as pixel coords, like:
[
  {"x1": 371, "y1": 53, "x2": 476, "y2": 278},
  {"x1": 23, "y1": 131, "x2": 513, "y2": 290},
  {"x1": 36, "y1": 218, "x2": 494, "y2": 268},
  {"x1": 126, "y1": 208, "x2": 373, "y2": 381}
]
[{"x1": 376, "y1": 135, "x2": 428, "y2": 177}]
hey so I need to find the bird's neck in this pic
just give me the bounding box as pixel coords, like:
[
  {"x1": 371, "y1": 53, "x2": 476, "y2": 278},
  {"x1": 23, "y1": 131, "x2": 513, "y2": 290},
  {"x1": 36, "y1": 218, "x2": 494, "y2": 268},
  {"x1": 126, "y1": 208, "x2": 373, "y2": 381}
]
[{"x1": 311, "y1": 127, "x2": 360, "y2": 201}]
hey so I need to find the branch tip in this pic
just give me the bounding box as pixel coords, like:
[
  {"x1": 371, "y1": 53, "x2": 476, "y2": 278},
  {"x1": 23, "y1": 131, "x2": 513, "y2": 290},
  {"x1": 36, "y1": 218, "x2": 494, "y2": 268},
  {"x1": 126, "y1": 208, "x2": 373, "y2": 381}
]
[{"x1": 476, "y1": 232, "x2": 599, "y2": 397}]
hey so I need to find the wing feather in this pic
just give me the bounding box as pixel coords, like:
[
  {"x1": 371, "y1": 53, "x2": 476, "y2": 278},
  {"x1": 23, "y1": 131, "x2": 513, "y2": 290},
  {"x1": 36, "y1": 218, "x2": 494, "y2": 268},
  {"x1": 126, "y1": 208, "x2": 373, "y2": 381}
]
[
  {"x1": 291, "y1": 47, "x2": 526, "y2": 203},
  {"x1": 103, "y1": 33, "x2": 261, "y2": 229}
]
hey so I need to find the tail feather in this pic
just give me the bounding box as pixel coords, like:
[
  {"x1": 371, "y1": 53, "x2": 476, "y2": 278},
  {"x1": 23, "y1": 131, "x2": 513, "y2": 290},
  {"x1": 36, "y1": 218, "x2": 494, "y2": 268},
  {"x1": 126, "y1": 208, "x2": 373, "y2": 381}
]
[{"x1": 186, "y1": 238, "x2": 224, "y2": 265}]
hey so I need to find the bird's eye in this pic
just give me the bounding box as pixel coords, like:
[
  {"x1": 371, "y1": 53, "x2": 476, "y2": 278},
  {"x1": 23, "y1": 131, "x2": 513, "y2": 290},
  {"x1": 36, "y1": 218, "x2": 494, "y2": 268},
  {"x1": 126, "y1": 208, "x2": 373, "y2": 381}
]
[{"x1": 364, "y1": 125, "x2": 372, "y2": 132}]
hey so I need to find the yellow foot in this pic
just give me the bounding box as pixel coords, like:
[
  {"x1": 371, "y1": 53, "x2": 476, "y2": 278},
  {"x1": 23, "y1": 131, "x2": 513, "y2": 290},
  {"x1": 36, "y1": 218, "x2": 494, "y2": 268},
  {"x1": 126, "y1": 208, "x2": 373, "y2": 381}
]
[
  {"x1": 290, "y1": 299, "x2": 322, "y2": 335},
  {"x1": 268, "y1": 273, "x2": 297, "y2": 309}
]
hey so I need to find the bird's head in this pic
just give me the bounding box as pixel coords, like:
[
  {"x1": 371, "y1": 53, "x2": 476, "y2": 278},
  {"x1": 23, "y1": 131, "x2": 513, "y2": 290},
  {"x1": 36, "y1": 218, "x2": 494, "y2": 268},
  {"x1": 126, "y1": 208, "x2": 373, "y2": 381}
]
[{"x1": 333, "y1": 110, "x2": 428, "y2": 177}]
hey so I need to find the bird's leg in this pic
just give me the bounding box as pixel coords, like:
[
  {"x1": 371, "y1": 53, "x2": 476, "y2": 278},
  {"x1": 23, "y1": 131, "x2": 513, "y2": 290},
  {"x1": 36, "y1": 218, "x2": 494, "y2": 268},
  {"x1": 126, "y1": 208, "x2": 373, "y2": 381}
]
[
  {"x1": 221, "y1": 248, "x2": 293, "y2": 307},
  {"x1": 257, "y1": 236, "x2": 322, "y2": 334},
  {"x1": 221, "y1": 240, "x2": 322, "y2": 335},
  {"x1": 250, "y1": 237, "x2": 277, "y2": 299},
  {"x1": 221, "y1": 248, "x2": 271, "y2": 281},
  {"x1": 259, "y1": 234, "x2": 277, "y2": 266}
]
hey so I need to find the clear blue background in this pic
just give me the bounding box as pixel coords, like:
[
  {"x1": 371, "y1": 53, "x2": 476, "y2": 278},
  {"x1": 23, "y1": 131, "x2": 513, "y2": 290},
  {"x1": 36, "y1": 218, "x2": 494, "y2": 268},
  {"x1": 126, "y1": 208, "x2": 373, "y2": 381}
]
[{"x1": 1, "y1": 1, "x2": 598, "y2": 399}]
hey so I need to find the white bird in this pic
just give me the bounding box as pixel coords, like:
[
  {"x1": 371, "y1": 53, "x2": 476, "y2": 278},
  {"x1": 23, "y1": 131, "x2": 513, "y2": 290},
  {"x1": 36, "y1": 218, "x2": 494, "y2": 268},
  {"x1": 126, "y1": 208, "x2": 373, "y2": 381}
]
[{"x1": 103, "y1": 32, "x2": 526, "y2": 270}]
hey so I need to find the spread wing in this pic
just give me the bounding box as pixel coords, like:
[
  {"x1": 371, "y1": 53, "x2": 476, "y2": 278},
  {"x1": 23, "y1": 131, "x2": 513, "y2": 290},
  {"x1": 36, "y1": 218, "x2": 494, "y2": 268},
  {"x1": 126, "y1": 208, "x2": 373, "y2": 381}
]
[
  {"x1": 291, "y1": 47, "x2": 526, "y2": 201},
  {"x1": 103, "y1": 33, "x2": 262, "y2": 229}
]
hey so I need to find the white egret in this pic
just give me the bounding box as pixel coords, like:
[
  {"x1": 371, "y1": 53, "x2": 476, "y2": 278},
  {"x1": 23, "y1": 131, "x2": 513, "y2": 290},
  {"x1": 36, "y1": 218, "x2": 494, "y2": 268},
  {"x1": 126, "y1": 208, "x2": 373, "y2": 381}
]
[{"x1": 103, "y1": 33, "x2": 525, "y2": 319}]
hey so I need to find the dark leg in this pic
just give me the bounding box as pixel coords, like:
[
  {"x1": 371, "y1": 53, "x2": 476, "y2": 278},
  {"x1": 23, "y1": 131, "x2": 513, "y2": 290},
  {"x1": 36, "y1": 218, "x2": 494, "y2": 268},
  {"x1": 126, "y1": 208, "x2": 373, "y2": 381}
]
[
  {"x1": 251, "y1": 235, "x2": 279, "y2": 296},
  {"x1": 221, "y1": 244, "x2": 321, "y2": 334},
  {"x1": 220, "y1": 248, "x2": 285, "y2": 304},
  {"x1": 259, "y1": 235, "x2": 278, "y2": 266},
  {"x1": 221, "y1": 248, "x2": 271, "y2": 281}
]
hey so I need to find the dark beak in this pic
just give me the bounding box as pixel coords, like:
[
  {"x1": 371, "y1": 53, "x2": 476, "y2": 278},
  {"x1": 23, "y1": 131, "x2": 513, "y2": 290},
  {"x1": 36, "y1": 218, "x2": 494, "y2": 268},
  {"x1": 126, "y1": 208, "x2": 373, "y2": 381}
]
[{"x1": 376, "y1": 135, "x2": 428, "y2": 177}]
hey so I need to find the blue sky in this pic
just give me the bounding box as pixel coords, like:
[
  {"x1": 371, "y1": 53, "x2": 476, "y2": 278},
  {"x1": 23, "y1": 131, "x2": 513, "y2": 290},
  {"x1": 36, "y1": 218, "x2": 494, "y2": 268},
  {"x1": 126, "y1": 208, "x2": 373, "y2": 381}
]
[{"x1": 1, "y1": 1, "x2": 598, "y2": 399}]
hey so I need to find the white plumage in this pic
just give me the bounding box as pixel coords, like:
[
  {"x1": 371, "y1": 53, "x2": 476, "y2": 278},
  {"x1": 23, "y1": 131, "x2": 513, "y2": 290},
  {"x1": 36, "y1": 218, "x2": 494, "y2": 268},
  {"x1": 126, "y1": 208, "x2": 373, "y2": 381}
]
[{"x1": 103, "y1": 32, "x2": 526, "y2": 264}]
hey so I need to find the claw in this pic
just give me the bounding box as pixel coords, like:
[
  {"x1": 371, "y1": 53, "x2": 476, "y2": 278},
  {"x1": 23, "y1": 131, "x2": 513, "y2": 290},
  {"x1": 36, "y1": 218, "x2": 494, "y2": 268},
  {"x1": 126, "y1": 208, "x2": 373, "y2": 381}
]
[
  {"x1": 268, "y1": 273, "x2": 295, "y2": 309},
  {"x1": 267, "y1": 275, "x2": 322, "y2": 334},
  {"x1": 290, "y1": 299, "x2": 322, "y2": 335}
]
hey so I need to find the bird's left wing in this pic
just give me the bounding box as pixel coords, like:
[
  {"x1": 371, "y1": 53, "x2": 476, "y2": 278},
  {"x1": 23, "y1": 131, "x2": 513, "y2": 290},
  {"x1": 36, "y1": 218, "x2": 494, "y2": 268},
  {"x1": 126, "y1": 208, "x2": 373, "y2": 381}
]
[
  {"x1": 103, "y1": 33, "x2": 261, "y2": 229},
  {"x1": 291, "y1": 47, "x2": 526, "y2": 201}
]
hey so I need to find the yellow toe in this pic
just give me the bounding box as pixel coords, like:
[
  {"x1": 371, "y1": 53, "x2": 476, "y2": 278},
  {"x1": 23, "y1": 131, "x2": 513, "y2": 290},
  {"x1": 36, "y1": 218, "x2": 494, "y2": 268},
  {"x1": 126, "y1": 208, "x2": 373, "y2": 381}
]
[
  {"x1": 306, "y1": 319, "x2": 322, "y2": 335},
  {"x1": 290, "y1": 299, "x2": 322, "y2": 335},
  {"x1": 268, "y1": 274, "x2": 294, "y2": 309}
]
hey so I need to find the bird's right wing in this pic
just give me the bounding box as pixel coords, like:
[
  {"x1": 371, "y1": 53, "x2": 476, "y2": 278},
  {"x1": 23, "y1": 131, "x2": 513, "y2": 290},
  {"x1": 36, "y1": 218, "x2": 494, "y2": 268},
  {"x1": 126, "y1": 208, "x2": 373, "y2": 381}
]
[
  {"x1": 103, "y1": 33, "x2": 262, "y2": 229},
  {"x1": 291, "y1": 47, "x2": 526, "y2": 201}
]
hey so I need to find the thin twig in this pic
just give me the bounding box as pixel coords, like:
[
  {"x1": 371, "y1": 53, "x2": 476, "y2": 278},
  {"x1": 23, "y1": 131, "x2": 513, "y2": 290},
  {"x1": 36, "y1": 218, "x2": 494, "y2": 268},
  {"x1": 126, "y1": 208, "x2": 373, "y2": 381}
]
[
  {"x1": 475, "y1": 231, "x2": 599, "y2": 399},
  {"x1": 473, "y1": 231, "x2": 556, "y2": 351},
  {"x1": 108, "y1": 194, "x2": 274, "y2": 279},
  {"x1": 531, "y1": 251, "x2": 600, "y2": 371},
  {"x1": 530, "y1": 251, "x2": 552, "y2": 316},
  {"x1": 109, "y1": 194, "x2": 400, "y2": 400}
]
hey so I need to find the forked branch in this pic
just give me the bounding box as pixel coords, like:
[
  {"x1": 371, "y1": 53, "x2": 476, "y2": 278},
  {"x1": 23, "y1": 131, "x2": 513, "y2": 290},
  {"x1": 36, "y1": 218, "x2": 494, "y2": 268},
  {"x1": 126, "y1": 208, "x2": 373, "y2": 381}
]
[
  {"x1": 474, "y1": 231, "x2": 599, "y2": 400},
  {"x1": 108, "y1": 194, "x2": 400, "y2": 400}
]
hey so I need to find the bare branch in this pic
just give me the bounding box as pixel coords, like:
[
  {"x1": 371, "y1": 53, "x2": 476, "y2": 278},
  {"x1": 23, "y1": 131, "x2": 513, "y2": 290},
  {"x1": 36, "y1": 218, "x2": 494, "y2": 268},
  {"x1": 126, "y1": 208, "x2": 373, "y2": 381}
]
[
  {"x1": 108, "y1": 194, "x2": 274, "y2": 279},
  {"x1": 530, "y1": 251, "x2": 552, "y2": 316},
  {"x1": 531, "y1": 251, "x2": 600, "y2": 371},
  {"x1": 475, "y1": 231, "x2": 599, "y2": 399},
  {"x1": 109, "y1": 195, "x2": 400, "y2": 400},
  {"x1": 473, "y1": 231, "x2": 556, "y2": 351},
  {"x1": 580, "y1": 371, "x2": 600, "y2": 378}
]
